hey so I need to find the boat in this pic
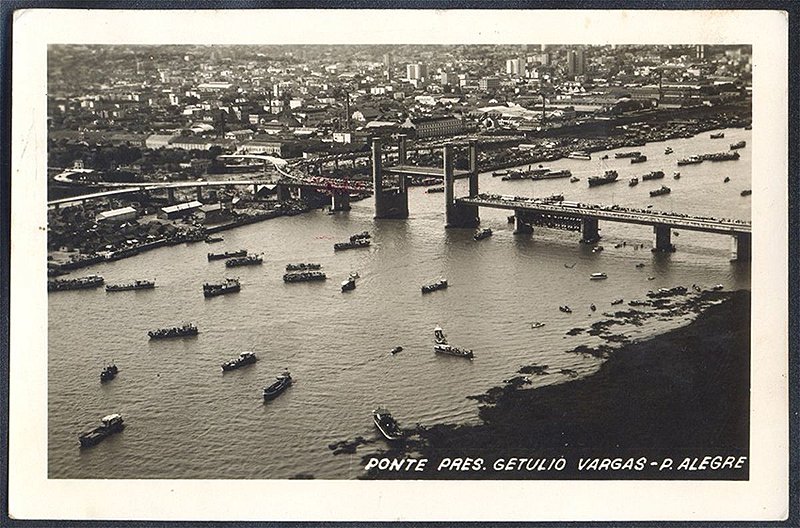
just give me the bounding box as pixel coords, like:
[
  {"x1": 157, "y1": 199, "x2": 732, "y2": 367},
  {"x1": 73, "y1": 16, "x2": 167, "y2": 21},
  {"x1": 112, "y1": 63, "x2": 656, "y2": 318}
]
[
  {"x1": 105, "y1": 279, "x2": 155, "y2": 292},
  {"x1": 702, "y1": 151, "x2": 740, "y2": 162},
  {"x1": 501, "y1": 170, "x2": 527, "y2": 181},
  {"x1": 588, "y1": 170, "x2": 618, "y2": 187},
  {"x1": 590, "y1": 272, "x2": 608, "y2": 280},
  {"x1": 208, "y1": 250, "x2": 247, "y2": 261},
  {"x1": 492, "y1": 169, "x2": 509, "y2": 177},
  {"x1": 373, "y1": 407, "x2": 404, "y2": 441},
  {"x1": 432, "y1": 326, "x2": 474, "y2": 359},
  {"x1": 635, "y1": 263, "x2": 646, "y2": 268},
  {"x1": 205, "y1": 236, "x2": 224, "y2": 243},
  {"x1": 601, "y1": 154, "x2": 609, "y2": 160},
  {"x1": 711, "y1": 284, "x2": 724, "y2": 291},
  {"x1": 592, "y1": 245, "x2": 604, "y2": 253},
  {"x1": 341, "y1": 276, "x2": 357, "y2": 291},
  {"x1": 148, "y1": 322, "x2": 198, "y2": 339},
  {"x1": 710, "y1": 132, "x2": 725, "y2": 139},
  {"x1": 590, "y1": 304, "x2": 597, "y2": 311},
  {"x1": 615, "y1": 151, "x2": 641, "y2": 159},
  {"x1": 567, "y1": 150, "x2": 591, "y2": 160},
  {"x1": 664, "y1": 147, "x2": 673, "y2": 154},
  {"x1": 629, "y1": 177, "x2": 639, "y2": 186},
  {"x1": 263, "y1": 371, "x2": 292, "y2": 401},
  {"x1": 744, "y1": 125, "x2": 752, "y2": 130},
  {"x1": 677, "y1": 156, "x2": 703, "y2": 166},
  {"x1": 570, "y1": 176, "x2": 580, "y2": 183},
  {"x1": 559, "y1": 305, "x2": 572, "y2": 313},
  {"x1": 530, "y1": 169, "x2": 572, "y2": 180},
  {"x1": 203, "y1": 277, "x2": 241, "y2": 297},
  {"x1": 730, "y1": 140, "x2": 746, "y2": 150},
  {"x1": 225, "y1": 254, "x2": 263, "y2": 267},
  {"x1": 647, "y1": 276, "x2": 656, "y2": 281},
  {"x1": 390, "y1": 346, "x2": 404, "y2": 355},
  {"x1": 349, "y1": 231, "x2": 371, "y2": 242},
  {"x1": 673, "y1": 171, "x2": 681, "y2": 179},
  {"x1": 473, "y1": 228, "x2": 493, "y2": 241},
  {"x1": 283, "y1": 271, "x2": 327, "y2": 282},
  {"x1": 723, "y1": 177, "x2": 731, "y2": 183},
  {"x1": 630, "y1": 155, "x2": 648, "y2": 164},
  {"x1": 100, "y1": 364, "x2": 118, "y2": 382},
  {"x1": 426, "y1": 186, "x2": 445, "y2": 193},
  {"x1": 641, "y1": 171, "x2": 665, "y2": 181},
  {"x1": 741, "y1": 189, "x2": 752, "y2": 196},
  {"x1": 48, "y1": 274, "x2": 104, "y2": 292},
  {"x1": 421, "y1": 279, "x2": 448, "y2": 294},
  {"x1": 530, "y1": 321, "x2": 545, "y2": 329},
  {"x1": 649, "y1": 185, "x2": 671, "y2": 197},
  {"x1": 221, "y1": 352, "x2": 258, "y2": 372},
  {"x1": 285, "y1": 263, "x2": 322, "y2": 271},
  {"x1": 564, "y1": 262, "x2": 576, "y2": 269},
  {"x1": 78, "y1": 413, "x2": 125, "y2": 448},
  {"x1": 334, "y1": 239, "x2": 371, "y2": 251},
  {"x1": 611, "y1": 298, "x2": 624, "y2": 305}
]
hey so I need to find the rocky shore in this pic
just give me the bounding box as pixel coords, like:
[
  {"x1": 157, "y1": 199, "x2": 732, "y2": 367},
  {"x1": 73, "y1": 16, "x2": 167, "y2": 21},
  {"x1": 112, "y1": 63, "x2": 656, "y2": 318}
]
[{"x1": 357, "y1": 289, "x2": 750, "y2": 479}]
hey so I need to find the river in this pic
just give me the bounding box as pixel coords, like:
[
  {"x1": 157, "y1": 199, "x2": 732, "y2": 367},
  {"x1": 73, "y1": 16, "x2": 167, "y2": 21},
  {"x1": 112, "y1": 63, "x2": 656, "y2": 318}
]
[{"x1": 48, "y1": 128, "x2": 751, "y2": 479}]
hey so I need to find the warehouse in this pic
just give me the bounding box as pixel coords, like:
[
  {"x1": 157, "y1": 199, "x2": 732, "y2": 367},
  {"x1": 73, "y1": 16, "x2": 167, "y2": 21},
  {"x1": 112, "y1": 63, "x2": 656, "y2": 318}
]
[
  {"x1": 158, "y1": 200, "x2": 203, "y2": 220},
  {"x1": 95, "y1": 206, "x2": 138, "y2": 224}
]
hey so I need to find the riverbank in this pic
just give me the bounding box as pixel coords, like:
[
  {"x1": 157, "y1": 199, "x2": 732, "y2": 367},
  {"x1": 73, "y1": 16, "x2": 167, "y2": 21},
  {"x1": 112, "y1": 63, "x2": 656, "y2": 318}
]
[{"x1": 359, "y1": 289, "x2": 750, "y2": 480}]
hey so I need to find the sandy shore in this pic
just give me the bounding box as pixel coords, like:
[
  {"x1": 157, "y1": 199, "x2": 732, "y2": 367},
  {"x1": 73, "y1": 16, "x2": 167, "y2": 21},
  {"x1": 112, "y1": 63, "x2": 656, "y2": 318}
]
[{"x1": 358, "y1": 289, "x2": 750, "y2": 479}]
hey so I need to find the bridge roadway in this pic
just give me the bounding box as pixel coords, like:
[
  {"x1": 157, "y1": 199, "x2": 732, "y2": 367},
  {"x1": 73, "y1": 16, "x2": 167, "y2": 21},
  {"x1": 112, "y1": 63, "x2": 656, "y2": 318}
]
[
  {"x1": 457, "y1": 196, "x2": 751, "y2": 236},
  {"x1": 47, "y1": 177, "x2": 371, "y2": 207}
]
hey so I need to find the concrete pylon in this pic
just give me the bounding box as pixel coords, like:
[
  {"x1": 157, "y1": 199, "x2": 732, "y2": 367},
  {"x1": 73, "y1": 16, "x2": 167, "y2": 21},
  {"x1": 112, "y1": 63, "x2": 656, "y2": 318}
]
[
  {"x1": 444, "y1": 144, "x2": 479, "y2": 228},
  {"x1": 372, "y1": 137, "x2": 409, "y2": 219},
  {"x1": 731, "y1": 232, "x2": 751, "y2": 261},
  {"x1": 581, "y1": 217, "x2": 600, "y2": 243},
  {"x1": 652, "y1": 224, "x2": 674, "y2": 252}
]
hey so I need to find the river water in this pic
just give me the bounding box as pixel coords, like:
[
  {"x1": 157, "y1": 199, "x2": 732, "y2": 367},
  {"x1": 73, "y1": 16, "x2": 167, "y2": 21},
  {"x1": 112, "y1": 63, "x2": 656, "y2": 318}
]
[{"x1": 48, "y1": 128, "x2": 751, "y2": 479}]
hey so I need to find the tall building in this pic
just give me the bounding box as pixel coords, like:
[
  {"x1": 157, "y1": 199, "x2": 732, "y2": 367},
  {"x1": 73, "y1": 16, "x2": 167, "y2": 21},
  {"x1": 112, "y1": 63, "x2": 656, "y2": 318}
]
[
  {"x1": 506, "y1": 58, "x2": 523, "y2": 77},
  {"x1": 567, "y1": 48, "x2": 586, "y2": 79},
  {"x1": 406, "y1": 63, "x2": 428, "y2": 81},
  {"x1": 440, "y1": 72, "x2": 455, "y2": 86},
  {"x1": 383, "y1": 53, "x2": 392, "y2": 68},
  {"x1": 479, "y1": 77, "x2": 500, "y2": 91},
  {"x1": 695, "y1": 45, "x2": 706, "y2": 60}
]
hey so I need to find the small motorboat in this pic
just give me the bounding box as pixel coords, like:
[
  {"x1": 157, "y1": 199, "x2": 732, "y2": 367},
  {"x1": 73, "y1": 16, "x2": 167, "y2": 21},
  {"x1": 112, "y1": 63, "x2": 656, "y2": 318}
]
[
  {"x1": 611, "y1": 298, "x2": 624, "y2": 305},
  {"x1": 564, "y1": 262, "x2": 577, "y2": 269},
  {"x1": 635, "y1": 263, "x2": 646, "y2": 268},
  {"x1": 530, "y1": 321, "x2": 545, "y2": 329},
  {"x1": 263, "y1": 371, "x2": 292, "y2": 401},
  {"x1": 592, "y1": 246, "x2": 604, "y2": 253},
  {"x1": 559, "y1": 305, "x2": 572, "y2": 313},
  {"x1": 390, "y1": 346, "x2": 404, "y2": 355},
  {"x1": 712, "y1": 284, "x2": 724, "y2": 291},
  {"x1": 590, "y1": 304, "x2": 597, "y2": 311},
  {"x1": 341, "y1": 277, "x2": 357, "y2": 292},
  {"x1": 723, "y1": 176, "x2": 731, "y2": 183},
  {"x1": 647, "y1": 276, "x2": 656, "y2": 281},
  {"x1": 590, "y1": 272, "x2": 608, "y2": 280}
]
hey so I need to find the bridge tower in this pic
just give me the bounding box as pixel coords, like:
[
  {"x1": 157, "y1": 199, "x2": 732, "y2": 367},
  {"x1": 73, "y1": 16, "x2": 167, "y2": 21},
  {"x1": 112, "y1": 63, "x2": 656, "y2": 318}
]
[
  {"x1": 372, "y1": 137, "x2": 409, "y2": 219},
  {"x1": 731, "y1": 232, "x2": 751, "y2": 261},
  {"x1": 444, "y1": 142, "x2": 480, "y2": 228},
  {"x1": 652, "y1": 224, "x2": 675, "y2": 252}
]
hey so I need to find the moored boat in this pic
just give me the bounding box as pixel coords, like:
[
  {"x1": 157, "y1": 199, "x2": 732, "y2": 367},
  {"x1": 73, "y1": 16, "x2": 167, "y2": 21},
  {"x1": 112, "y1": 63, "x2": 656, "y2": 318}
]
[
  {"x1": 649, "y1": 185, "x2": 671, "y2": 197},
  {"x1": 710, "y1": 132, "x2": 725, "y2": 139},
  {"x1": 588, "y1": 170, "x2": 618, "y2": 187},
  {"x1": 677, "y1": 156, "x2": 703, "y2": 166},
  {"x1": 641, "y1": 171, "x2": 665, "y2": 181},
  {"x1": 349, "y1": 231, "x2": 371, "y2": 242},
  {"x1": 286, "y1": 263, "x2": 322, "y2": 271},
  {"x1": 615, "y1": 151, "x2": 641, "y2": 159},
  {"x1": 78, "y1": 414, "x2": 125, "y2": 448},
  {"x1": 426, "y1": 186, "x2": 444, "y2": 193},
  {"x1": 203, "y1": 277, "x2": 241, "y2": 297},
  {"x1": 263, "y1": 371, "x2": 292, "y2": 401},
  {"x1": 205, "y1": 236, "x2": 224, "y2": 243},
  {"x1": 567, "y1": 150, "x2": 591, "y2": 160},
  {"x1": 106, "y1": 279, "x2": 155, "y2": 292},
  {"x1": 473, "y1": 228, "x2": 493, "y2": 241},
  {"x1": 730, "y1": 140, "x2": 746, "y2": 150},
  {"x1": 100, "y1": 364, "x2": 118, "y2": 382},
  {"x1": 221, "y1": 352, "x2": 257, "y2": 372},
  {"x1": 48, "y1": 274, "x2": 104, "y2": 292},
  {"x1": 148, "y1": 322, "x2": 198, "y2": 339},
  {"x1": 208, "y1": 250, "x2": 247, "y2": 261},
  {"x1": 334, "y1": 239, "x2": 371, "y2": 251},
  {"x1": 225, "y1": 254, "x2": 263, "y2": 267},
  {"x1": 630, "y1": 155, "x2": 648, "y2": 164},
  {"x1": 373, "y1": 407, "x2": 404, "y2": 441},
  {"x1": 492, "y1": 169, "x2": 509, "y2": 177},
  {"x1": 422, "y1": 278, "x2": 448, "y2": 294},
  {"x1": 283, "y1": 270, "x2": 327, "y2": 282}
]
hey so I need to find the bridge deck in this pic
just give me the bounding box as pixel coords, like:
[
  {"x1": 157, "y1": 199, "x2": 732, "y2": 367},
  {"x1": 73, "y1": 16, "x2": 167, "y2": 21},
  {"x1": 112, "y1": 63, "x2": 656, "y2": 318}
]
[
  {"x1": 384, "y1": 165, "x2": 472, "y2": 178},
  {"x1": 457, "y1": 196, "x2": 751, "y2": 235}
]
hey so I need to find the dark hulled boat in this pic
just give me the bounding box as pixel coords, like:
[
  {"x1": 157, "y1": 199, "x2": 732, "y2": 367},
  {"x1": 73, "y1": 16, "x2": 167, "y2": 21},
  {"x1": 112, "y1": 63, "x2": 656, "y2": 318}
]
[
  {"x1": 208, "y1": 250, "x2": 247, "y2": 261},
  {"x1": 78, "y1": 414, "x2": 125, "y2": 448},
  {"x1": 203, "y1": 277, "x2": 241, "y2": 297},
  {"x1": 100, "y1": 364, "x2": 118, "y2": 382},
  {"x1": 225, "y1": 255, "x2": 263, "y2": 267},
  {"x1": 426, "y1": 186, "x2": 445, "y2": 193},
  {"x1": 349, "y1": 231, "x2": 371, "y2": 242},
  {"x1": 649, "y1": 185, "x2": 671, "y2": 197},
  {"x1": 48, "y1": 274, "x2": 104, "y2": 292},
  {"x1": 433, "y1": 326, "x2": 474, "y2": 359},
  {"x1": 283, "y1": 271, "x2": 327, "y2": 283},
  {"x1": 334, "y1": 239, "x2": 371, "y2": 251},
  {"x1": 741, "y1": 189, "x2": 752, "y2": 196},
  {"x1": 263, "y1": 372, "x2": 292, "y2": 401},
  {"x1": 629, "y1": 177, "x2": 639, "y2": 186},
  {"x1": 221, "y1": 352, "x2": 257, "y2": 371},
  {"x1": 373, "y1": 408, "x2": 404, "y2": 441},
  {"x1": 341, "y1": 276, "x2": 357, "y2": 291},
  {"x1": 615, "y1": 151, "x2": 641, "y2": 158},
  {"x1": 630, "y1": 155, "x2": 648, "y2": 164},
  {"x1": 285, "y1": 263, "x2": 322, "y2": 271},
  {"x1": 473, "y1": 228, "x2": 493, "y2": 241},
  {"x1": 730, "y1": 140, "x2": 746, "y2": 150},
  {"x1": 677, "y1": 156, "x2": 702, "y2": 166},
  {"x1": 148, "y1": 322, "x2": 198, "y2": 339},
  {"x1": 641, "y1": 171, "x2": 665, "y2": 181},
  {"x1": 710, "y1": 132, "x2": 725, "y2": 139},
  {"x1": 588, "y1": 170, "x2": 618, "y2": 187},
  {"x1": 106, "y1": 279, "x2": 155, "y2": 292},
  {"x1": 421, "y1": 279, "x2": 448, "y2": 294}
]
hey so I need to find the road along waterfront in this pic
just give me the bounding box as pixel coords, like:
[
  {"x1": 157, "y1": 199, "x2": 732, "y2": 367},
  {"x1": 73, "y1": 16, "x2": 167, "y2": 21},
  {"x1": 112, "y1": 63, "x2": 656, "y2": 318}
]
[{"x1": 48, "y1": 128, "x2": 750, "y2": 479}]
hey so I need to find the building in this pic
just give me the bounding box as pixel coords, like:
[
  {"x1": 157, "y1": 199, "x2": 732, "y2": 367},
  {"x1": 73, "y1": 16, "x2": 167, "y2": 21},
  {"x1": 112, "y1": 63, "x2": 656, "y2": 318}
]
[
  {"x1": 440, "y1": 72, "x2": 456, "y2": 86},
  {"x1": 506, "y1": 58, "x2": 523, "y2": 77},
  {"x1": 145, "y1": 134, "x2": 177, "y2": 149},
  {"x1": 401, "y1": 116, "x2": 464, "y2": 139},
  {"x1": 406, "y1": 63, "x2": 428, "y2": 81},
  {"x1": 96, "y1": 206, "x2": 138, "y2": 224},
  {"x1": 567, "y1": 48, "x2": 586, "y2": 79},
  {"x1": 199, "y1": 203, "x2": 226, "y2": 224},
  {"x1": 479, "y1": 77, "x2": 500, "y2": 91},
  {"x1": 158, "y1": 201, "x2": 203, "y2": 220},
  {"x1": 168, "y1": 137, "x2": 214, "y2": 151}
]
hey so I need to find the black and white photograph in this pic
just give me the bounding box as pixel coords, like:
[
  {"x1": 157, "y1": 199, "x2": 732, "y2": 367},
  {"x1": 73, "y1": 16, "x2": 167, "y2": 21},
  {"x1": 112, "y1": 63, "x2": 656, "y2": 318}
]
[{"x1": 7, "y1": 7, "x2": 790, "y2": 522}]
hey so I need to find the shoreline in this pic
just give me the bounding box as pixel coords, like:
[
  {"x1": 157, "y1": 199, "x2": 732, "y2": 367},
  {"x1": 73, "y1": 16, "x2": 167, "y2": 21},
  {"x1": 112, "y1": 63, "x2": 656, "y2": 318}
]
[{"x1": 357, "y1": 289, "x2": 750, "y2": 479}]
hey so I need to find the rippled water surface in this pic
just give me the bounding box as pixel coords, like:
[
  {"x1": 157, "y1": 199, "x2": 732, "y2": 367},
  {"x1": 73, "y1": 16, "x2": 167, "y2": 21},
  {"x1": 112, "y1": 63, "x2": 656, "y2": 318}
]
[{"x1": 49, "y1": 129, "x2": 751, "y2": 479}]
